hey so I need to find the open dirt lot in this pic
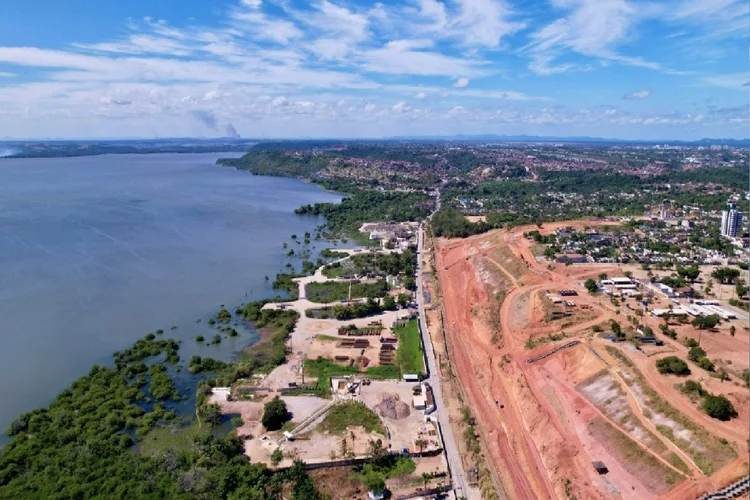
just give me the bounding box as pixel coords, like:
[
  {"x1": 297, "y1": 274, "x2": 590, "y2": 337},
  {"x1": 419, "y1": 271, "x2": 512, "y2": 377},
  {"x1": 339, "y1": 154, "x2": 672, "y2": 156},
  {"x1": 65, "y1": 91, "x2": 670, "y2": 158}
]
[
  {"x1": 434, "y1": 221, "x2": 749, "y2": 500},
  {"x1": 359, "y1": 380, "x2": 442, "y2": 454},
  {"x1": 209, "y1": 393, "x2": 330, "y2": 461}
]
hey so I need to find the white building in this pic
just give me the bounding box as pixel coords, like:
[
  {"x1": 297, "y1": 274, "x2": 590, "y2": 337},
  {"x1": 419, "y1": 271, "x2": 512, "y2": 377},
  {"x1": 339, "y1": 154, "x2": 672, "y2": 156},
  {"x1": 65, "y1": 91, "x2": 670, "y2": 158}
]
[{"x1": 721, "y1": 203, "x2": 743, "y2": 237}]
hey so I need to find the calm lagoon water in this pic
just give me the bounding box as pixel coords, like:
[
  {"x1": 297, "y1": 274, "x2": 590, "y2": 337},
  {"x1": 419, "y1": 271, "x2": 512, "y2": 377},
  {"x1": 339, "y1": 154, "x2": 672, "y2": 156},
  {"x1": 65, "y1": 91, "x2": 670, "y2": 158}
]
[{"x1": 0, "y1": 153, "x2": 342, "y2": 434}]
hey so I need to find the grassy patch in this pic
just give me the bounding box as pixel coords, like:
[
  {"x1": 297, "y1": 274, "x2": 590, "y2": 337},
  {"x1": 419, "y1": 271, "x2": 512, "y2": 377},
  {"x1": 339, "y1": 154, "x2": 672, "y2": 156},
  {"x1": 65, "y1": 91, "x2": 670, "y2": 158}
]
[
  {"x1": 138, "y1": 420, "x2": 201, "y2": 456},
  {"x1": 491, "y1": 245, "x2": 527, "y2": 280},
  {"x1": 306, "y1": 280, "x2": 389, "y2": 303},
  {"x1": 304, "y1": 357, "x2": 360, "y2": 396},
  {"x1": 366, "y1": 365, "x2": 401, "y2": 379},
  {"x1": 525, "y1": 332, "x2": 567, "y2": 350},
  {"x1": 322, "y1": 259, "x2": 358, "y2": 278},
  {"x1": 395, "y1": 319, "x2": 424, "y2": 376},
  {"x1": 314, "y1": 334, "x2": 339, "y2": 342},
  {"x1": 320, "y1": 401, "x2": 385, "y2": 435},
  {"x1": 605, "y1": 346, "x2": 737, "y2": 476}
]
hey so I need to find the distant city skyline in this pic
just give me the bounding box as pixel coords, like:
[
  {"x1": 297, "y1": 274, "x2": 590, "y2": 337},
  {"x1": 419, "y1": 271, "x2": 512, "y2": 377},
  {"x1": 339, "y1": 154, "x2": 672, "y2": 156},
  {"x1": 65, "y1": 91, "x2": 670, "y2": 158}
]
[{"x1": 0, "y1": 0, "x2": 747, "y2": 139}]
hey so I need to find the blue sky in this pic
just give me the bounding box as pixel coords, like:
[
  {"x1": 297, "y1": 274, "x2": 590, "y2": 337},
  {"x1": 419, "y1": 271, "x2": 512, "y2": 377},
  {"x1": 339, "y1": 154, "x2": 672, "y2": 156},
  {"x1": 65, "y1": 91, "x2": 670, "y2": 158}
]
[{"x1": 0, "y1": 0, "x2": 747, "y2": 140}]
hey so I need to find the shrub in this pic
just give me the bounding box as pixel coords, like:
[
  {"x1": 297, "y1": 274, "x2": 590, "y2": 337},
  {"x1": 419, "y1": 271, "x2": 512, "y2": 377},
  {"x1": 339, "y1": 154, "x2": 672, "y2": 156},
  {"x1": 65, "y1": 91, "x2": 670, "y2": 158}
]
[
  {"x1": 262, "y1": 396, "x2": 288, "y2": 430},
  {"x1": 697, "y1": 357, "x2": 715, "y2": 372},
  {"x1": 196, "y1": 335, "x2": 205, "y2": 342},
  {"x1": 680, "y1": 380, "x2": 706, "y2": 397},
  {"x1": 688, "y1": 346, "x2": 706, "y2": 362},
  {"x1": 703, "y1": 394, "x2": 737, "y2": 421},
  {"x1": 656, "y1": 356, "x2": 690, "y2": 376},
  {"x1": 270, "y1": 447, "x2": 283, "y2": 466},
  {"x1": 684, "y1": 337, "x2": 699, "y2": 348}
]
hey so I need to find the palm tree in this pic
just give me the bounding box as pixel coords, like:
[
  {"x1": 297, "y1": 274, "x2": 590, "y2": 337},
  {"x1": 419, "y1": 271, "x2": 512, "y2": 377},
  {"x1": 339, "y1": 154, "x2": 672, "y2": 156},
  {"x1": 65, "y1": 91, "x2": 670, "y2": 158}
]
[
  {"x1": 421, "y1": 472, "x2": 431, "y2": 490},
  {"x1": 415, "y1": 438, "x2": 428, "y2": 453}
]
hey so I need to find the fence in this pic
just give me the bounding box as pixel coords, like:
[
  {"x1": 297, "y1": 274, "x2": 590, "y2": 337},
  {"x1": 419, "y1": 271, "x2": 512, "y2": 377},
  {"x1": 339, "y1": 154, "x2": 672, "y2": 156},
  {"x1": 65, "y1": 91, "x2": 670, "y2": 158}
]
[
  {"x1": 698, "y1": 475, "x2": 750, "y2": 500},
  {"x1": 525, "y1": 340, "x2": 580, "y2": 364}
]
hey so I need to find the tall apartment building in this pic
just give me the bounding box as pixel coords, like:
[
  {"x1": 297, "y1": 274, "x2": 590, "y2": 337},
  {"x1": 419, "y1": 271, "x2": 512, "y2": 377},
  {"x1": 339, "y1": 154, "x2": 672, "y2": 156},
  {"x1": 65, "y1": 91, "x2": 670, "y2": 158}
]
[{"x1": 721, "y1": 203, "x2": 743, "y2": 237}]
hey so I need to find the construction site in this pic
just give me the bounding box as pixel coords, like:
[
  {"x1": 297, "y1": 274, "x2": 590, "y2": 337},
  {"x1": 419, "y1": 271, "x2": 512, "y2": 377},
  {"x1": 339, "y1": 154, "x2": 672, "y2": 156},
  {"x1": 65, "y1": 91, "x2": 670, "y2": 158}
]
[{"x1": 432, "y1": 220, "x2": 749, "y2": 500}]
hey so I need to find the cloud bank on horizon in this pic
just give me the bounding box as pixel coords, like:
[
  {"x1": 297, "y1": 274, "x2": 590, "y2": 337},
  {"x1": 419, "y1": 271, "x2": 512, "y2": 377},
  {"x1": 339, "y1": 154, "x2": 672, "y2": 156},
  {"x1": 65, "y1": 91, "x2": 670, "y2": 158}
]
[{"x1": 0, "y1": 0, "x2": 746, "y2": 140}]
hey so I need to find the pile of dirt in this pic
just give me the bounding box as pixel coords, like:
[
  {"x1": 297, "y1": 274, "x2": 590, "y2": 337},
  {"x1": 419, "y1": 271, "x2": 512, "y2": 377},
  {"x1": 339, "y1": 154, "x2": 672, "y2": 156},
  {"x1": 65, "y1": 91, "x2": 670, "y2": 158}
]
[{"x1": 377, "y1": 393, "x2": 410, "y2": 420}]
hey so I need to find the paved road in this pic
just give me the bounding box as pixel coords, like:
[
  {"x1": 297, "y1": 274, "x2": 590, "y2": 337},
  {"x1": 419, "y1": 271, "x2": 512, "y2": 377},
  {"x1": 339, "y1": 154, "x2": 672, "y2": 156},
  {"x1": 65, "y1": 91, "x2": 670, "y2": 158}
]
[{"x1": 416, "y1": 224, "x2": 475, "y2": 500}]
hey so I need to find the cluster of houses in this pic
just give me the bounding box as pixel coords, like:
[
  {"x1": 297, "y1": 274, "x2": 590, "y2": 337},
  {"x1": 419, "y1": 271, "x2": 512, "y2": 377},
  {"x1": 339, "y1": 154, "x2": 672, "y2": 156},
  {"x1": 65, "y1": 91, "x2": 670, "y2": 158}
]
[
  {"x1": 547, "y1": 222, "x2": 738, "y2": 266},
  {"x1": 359, "y1": 222, "x2": 417, "y2": 250}
]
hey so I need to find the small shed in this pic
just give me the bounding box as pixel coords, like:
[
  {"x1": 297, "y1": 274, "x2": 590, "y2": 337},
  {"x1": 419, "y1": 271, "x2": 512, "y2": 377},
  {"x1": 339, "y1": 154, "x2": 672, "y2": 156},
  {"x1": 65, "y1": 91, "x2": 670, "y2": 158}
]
[
  {"x1": 403, "y1": 373, "x2": 420, "y2": 383},
  {"x1": 592, "y1": 461, "x2": 608, "y2": 474},
  {"x1": 412, "y1": 395, "x2": 427, "y2": 410}
]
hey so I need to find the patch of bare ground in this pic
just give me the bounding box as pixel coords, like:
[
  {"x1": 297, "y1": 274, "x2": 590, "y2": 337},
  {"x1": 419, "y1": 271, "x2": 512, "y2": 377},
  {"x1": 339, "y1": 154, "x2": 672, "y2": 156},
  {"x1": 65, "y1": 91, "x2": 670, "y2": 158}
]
[
  {"x1": 474, "y1": 255, "x2": 508, "y2": 346},
  {"x1": 577, "y1": 370, "x2": 691, "y2": 475},
  {"x1": 509, "y1": 290, "x2": 531, "y2": 330},
  {"x1": 491, "y1": 245, "x2": 528, "y2": 281},
  {"x1": 587, "y1": 416, "x2": 683, "y2": 496},
  {"x1": 605, "y1": 347, "x2": 737, "y2": 476},
  {"x1": 309, "y1": 466, "x2": 368, "y2": 499}
]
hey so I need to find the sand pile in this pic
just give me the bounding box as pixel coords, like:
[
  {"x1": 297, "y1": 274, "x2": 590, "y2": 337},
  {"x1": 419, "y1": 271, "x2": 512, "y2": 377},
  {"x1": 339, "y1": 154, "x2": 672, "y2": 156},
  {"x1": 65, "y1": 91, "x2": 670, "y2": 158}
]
[{"x1": 377, "y1": 393, "x2": 410, "y2": 420}]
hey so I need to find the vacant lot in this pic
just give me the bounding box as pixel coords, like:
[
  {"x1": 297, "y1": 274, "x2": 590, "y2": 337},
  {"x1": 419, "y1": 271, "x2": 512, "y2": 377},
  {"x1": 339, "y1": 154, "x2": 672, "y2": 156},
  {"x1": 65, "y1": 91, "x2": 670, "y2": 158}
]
[
  {"x1": 577, "y1": 370, "x2": 690, "y2": 475},
  {"x1": 587, "y1": 416, "x2": 683, "y2": 495},
  {"x1": 306, "y1": 280, "x2": 389, "y2": 303},
  {"x1": 606, "y1": 347, "x2": 737, "y2": 476},
  {"x1": 396, "y1": 319, "x2": 424, "y2": 376}
]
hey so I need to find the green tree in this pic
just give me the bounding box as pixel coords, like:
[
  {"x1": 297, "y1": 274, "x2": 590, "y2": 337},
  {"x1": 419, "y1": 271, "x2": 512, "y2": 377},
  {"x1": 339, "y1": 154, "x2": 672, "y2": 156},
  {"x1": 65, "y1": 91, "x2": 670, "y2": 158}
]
[
  {"x1": 270, "y1": 447, "x2": 284, "y2": 466},
  {"x1": 610, "y1": 320, "x2": 623, "y2": 339},
  {"x1": 702, "y1": 394, "x2": 737, "y2": 421},
  {"x1": 397, "y1": 293, "x2": 411, "y2": 308},
  {"x1": 382, "y1": 295, "x2": 397, "y2": 311},
  {"x1": 262, "y1": 396, "x2": 289, "y2": 431},
  {"x1": 362, "y1": 470, "x2": 386, "y2": 494},
  {"x1": 711, "y1": 267, "x2": 740, "y2": 284},
  {"x1": 692, "y1": 315, "x2": 720, "y2": 330},
  {"x1": 584, "y1": 278, "x2": 598, "y2": 294},
  {"x1": 656, "y1": 356, "x2": 690, "y2": 375},
  {"x1": 598, "y1": 273, "x2": 608, "y2": 281}
]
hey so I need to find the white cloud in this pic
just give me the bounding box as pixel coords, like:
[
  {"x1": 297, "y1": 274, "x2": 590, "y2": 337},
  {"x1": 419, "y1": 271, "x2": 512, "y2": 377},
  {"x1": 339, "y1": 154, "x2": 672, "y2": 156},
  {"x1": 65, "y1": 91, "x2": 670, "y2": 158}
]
[
  {"x1": 417, "y1": 0, "x2": 448, "y2": 31},
  {"x1": 452, "y1": 0, "x2": 525, "y2": 47},
  {"x1": 392, "y1": 101, "x2": 412, "y2": 113},
  {"x1": 0, "y1": 72, "x2": 14, "y2": 77},
  {"x1": 452, "y1": 77, "x2": 470, "y2": 88},
  {"x1": 361, "y1": 40, "x2": 486, "y2": 76},
  {"x1": 668, "y1": 0, "x2": 747, "y2": 40},
  {"x1": 623, "y1": 89, "x2": 650, "y2": 100},
  {"x1": 415, "y1": 92, "x2": 427, "y2": 99},
  {"x1": 524, "y1": 0, "x2": 664, "y2": 74},
  {"x1": 241, "y1": 0, "x2": 262, "y2": 8},
  {"x1": 702, "y1": 73, "x2": 750, "y2": 90},
  {"x1": 446, "y1": 105, "x2": 466, "y2": 117}
]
